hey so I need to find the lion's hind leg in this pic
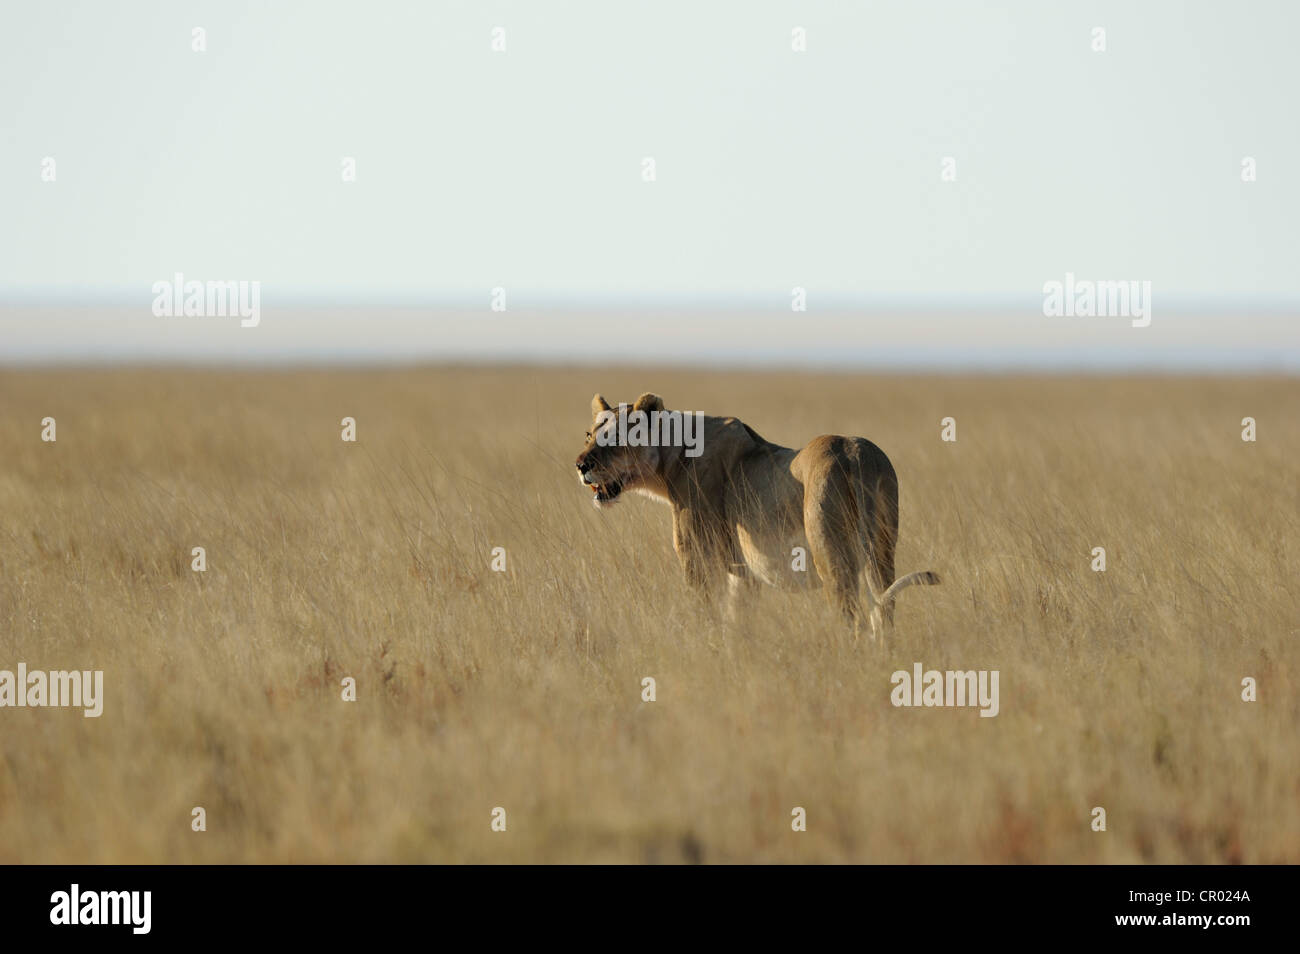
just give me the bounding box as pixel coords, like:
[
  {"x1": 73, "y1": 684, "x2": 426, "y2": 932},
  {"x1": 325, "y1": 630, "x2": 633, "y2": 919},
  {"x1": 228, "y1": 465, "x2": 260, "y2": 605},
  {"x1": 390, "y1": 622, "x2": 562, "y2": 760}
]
[
  {"x1": 866, "y1": 486, "x2": 897, "y2": 633},
  {"x1": 802, "y1": 463, "x2": 867, "y2": 637},
  {"x1": 851, "y1": 536, "x2": 895, "y2": 642},
  {"x1": 852, "y1": 449, "x2": 898, "y2": 638}
]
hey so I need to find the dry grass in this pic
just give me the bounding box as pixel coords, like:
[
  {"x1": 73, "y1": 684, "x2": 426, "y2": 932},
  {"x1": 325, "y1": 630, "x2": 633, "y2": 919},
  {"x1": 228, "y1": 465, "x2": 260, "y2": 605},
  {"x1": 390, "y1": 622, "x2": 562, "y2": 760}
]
[{"x1": 0, "y1": 366, "x2": 1296, "y2": 863}]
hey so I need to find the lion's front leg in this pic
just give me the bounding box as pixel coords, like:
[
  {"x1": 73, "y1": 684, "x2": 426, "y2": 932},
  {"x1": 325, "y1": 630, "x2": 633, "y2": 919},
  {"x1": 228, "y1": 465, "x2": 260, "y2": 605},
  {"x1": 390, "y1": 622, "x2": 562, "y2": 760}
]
[
  {"x1": 671, "y1": 506, "x2": 731, "y2": 608},
  {"x1": 672, "y1": 511, "x2": 713, "y2": 594},
  {"x1": 724, "y1": 569, "x2": 758, "y2": 626}
]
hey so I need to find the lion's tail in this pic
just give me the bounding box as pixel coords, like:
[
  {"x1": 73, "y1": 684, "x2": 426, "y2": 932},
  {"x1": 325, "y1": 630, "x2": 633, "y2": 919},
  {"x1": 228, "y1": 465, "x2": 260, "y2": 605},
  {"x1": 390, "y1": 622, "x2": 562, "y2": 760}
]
[{"x1": 881, "y1": 570, "x2": 941, "y2": 605}]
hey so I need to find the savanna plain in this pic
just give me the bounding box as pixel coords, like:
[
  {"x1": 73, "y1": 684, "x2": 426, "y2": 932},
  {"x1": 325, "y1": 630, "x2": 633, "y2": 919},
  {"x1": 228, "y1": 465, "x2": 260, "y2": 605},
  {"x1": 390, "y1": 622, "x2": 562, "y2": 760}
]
[{"x1": 0, "y1": 367, "x2": 1295, "y2": 863}]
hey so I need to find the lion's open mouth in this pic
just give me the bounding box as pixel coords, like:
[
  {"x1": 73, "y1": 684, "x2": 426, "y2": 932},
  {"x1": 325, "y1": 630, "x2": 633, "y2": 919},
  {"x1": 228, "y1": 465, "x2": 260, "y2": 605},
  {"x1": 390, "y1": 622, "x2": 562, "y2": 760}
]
[{"x1": 589, "y1": 478, "x2": 623, "y2": 503}]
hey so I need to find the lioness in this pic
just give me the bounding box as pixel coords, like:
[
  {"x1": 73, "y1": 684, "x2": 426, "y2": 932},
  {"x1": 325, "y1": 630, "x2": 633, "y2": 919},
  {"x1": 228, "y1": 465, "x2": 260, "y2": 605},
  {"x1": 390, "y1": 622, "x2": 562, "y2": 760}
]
[{"x1": 575, "y1": 393, "x2": 940, "y2": 641}]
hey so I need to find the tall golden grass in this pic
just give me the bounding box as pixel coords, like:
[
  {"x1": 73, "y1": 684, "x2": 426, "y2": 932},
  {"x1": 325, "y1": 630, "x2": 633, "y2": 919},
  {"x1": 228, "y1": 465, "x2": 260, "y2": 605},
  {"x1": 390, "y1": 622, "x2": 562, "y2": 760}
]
[{"x1": 0, "y1": 367, "x2": 1295, "y2": 863}]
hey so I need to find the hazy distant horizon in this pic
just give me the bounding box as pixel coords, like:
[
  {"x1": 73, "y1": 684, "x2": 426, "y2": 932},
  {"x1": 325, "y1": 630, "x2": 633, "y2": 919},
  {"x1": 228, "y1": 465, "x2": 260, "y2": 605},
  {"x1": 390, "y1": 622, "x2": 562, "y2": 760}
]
[{"x1": 2, "y1": 304, "x2": 1295, "y2": 372}]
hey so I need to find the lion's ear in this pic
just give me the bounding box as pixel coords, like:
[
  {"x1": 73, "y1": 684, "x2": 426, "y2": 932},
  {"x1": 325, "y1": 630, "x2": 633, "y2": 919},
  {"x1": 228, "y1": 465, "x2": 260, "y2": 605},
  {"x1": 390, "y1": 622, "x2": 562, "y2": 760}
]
[
  {"x1": 591, "y1": 394, "x2": 611, "y2": 416},
  {"x1": 633, "y1": 392, "x2": 664, "y2": 413}
]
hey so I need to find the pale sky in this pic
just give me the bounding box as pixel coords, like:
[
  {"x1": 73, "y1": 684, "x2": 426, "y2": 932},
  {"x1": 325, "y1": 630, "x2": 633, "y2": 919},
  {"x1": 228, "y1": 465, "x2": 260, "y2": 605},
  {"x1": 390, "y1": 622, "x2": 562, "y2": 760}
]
[{"x1": 1, "y1": 0, "x2": 1297, "y2": 368}]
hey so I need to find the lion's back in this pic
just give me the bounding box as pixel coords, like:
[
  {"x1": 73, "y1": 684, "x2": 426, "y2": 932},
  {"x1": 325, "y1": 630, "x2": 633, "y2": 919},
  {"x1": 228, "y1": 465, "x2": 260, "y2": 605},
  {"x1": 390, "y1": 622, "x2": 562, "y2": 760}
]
[{"x1": 792, "y1": 434, "x2": 896, "y2": 488}]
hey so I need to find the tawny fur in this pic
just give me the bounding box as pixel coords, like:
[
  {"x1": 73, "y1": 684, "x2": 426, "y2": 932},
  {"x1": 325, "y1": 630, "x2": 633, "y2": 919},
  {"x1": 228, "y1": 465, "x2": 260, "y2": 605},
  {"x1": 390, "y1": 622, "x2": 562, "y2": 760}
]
[{"x1": 575, "y1": 393, "x2": 940, "y2": 641}]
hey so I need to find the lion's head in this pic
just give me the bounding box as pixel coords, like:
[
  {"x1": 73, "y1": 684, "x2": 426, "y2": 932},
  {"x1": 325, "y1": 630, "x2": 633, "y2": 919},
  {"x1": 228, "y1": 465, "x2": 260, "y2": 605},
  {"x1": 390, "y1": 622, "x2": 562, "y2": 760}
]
[{"x1": 575, "y1": 392, "x2": 666, "y2": 508}]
